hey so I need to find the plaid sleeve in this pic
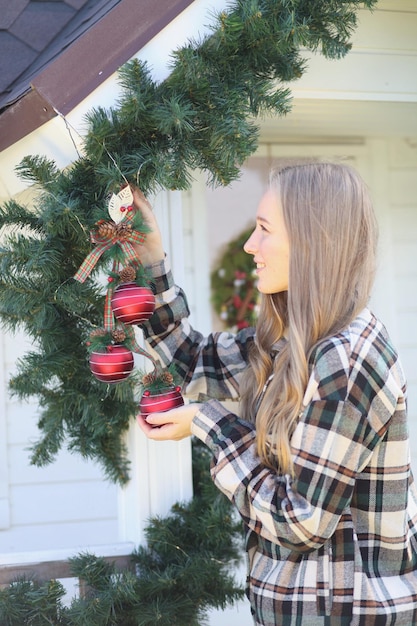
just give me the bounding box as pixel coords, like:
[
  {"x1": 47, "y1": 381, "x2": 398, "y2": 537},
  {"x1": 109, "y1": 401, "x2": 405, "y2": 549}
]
[
  {"x1": 140, "y1": 258, "x2": 255, "y2": 401},
  {"x1": 192, "y1": 317, "x2": 406, "y2": 553}
]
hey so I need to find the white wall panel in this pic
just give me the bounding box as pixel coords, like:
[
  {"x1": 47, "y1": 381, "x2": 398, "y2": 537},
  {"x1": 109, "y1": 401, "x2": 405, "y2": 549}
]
[
  {"x1": 10, "y1": 482, "x2": 117, "y2": 526},
  {"x1": 352, "y1": 8, "x2": 417, "y2": 51},
  {"x1": 0, "y1": 520, "x2": 119, "y2": 554},
  {"x1": 293, "y1": 53, "x2": 417, "y2": 101},
  {"x1": 291, "y1": 3, "x2": 417, "y2": 102},
  {"x1": 386, "y1": 141, "x2": 417, "y2": 479},
  {"x1": 390, "y1": 171, "x2": 417, "y2": 205},
  {"x1": 8, "y1": 446, "x2": 105, "y2": 485}
]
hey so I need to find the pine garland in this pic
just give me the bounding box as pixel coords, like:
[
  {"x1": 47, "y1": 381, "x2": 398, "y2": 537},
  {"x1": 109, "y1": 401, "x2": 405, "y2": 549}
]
[
  {"x1": 0, "y1": 0, "x2": 378, "y2": 483},
  {"x1": 0, "y1": 441, "x2": 245, "y2": 626}
]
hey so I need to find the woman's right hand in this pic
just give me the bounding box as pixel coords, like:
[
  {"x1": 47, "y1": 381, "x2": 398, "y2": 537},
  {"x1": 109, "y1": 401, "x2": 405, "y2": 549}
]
[{"x1": 131, "y1": 186, "x2": 165, "y2": 266}]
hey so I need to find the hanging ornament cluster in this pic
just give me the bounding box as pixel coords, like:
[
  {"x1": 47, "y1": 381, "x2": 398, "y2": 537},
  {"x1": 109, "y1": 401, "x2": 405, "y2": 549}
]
[{"x1": 74, "y1": 184, "x2": 183, "y2": 411}]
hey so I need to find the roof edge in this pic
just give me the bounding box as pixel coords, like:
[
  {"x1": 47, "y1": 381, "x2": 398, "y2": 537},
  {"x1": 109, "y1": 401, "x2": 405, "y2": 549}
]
[
  {"x1": 0, "y1": 90, "x2": 56, "y2": 152},
  {"x1": 0, "y1": 0, "x2": 195, "y2": 153}
]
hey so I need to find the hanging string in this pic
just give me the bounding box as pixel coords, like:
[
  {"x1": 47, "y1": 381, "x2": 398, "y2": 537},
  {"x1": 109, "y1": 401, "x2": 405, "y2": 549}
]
[
  {"x1": 54, "y1": 108, "x2": 148, "y2": 188},
  {"x1": 56, "y1": 109, "x2": 82, "y2": 160}
]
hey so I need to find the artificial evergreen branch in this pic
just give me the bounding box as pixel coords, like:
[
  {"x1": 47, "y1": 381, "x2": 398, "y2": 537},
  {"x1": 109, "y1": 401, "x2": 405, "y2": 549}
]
[
  {"x1": 0, "y1": 442, "x2": 245, "y2": 626},
  {"x1": 0, "y1": 0, "x2": 377, "y2": 483}
]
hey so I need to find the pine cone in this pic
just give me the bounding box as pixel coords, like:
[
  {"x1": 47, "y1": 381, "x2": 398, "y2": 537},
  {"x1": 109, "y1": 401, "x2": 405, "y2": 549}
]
[
  {"x1": 142, "y1": 371, "x2": 157, "y2": 387},
  {"x1": 160, "y1": 371, "x2": 174, "y2": 386},
  {"x1": 112, "y1": 328, "x2": 126, "y2": 343},
  {"x1": 119, "y1": 266, "x2": 136, "y2": 282},
  {"x1": 89, "y1": 328, "x2": 107, "y2": 340},
  {"x1": 96, "y1": 220, "x2": 116, "y2": 239},
  {"x1": 115, "y1": 223, "x2": 133, "y2": 241}
]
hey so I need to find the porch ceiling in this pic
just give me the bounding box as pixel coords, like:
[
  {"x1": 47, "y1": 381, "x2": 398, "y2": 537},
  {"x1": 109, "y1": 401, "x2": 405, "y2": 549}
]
[{"x1": 259, "y1": 99, "x2": 417, "y2": 143}]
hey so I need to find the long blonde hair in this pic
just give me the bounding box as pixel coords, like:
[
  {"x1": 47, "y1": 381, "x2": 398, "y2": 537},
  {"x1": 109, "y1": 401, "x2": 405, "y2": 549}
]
[{"x1": 240, "y1": 161, "x2": 379, "y2": 474}]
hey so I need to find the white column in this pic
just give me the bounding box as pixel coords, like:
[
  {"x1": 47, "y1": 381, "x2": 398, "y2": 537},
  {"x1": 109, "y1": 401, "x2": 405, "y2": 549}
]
[
  {"x1": 366, "y1": 139, "x2": 398, "y2": 339},
  {"x1": 118, "y1": 189, "x2": 193, "y2": 544},
  {"x1": 0, "y1": 331, "x2": 11, "y2": 530}
]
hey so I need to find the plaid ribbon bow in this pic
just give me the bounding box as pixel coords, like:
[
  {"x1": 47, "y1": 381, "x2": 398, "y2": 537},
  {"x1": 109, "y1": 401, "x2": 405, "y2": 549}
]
[{"x1": 74, "y1": 213, "x2": 146, "y2": 283}]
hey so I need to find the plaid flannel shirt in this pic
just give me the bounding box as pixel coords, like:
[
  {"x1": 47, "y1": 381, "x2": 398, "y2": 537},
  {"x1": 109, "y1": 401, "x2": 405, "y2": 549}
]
[{"x1": 142, "y1": 259, "x2": 417, "y2": 626}]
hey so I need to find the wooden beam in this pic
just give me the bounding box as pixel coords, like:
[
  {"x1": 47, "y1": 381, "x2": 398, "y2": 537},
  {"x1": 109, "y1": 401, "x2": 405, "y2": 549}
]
[{"x1": 0, "y1": 554, "x2": 134, "y2": 588}]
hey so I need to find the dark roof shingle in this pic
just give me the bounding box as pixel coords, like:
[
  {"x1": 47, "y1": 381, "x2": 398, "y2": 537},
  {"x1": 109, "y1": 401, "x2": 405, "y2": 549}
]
[
  {"x1": 8, "y1": 2, "x2": 76, "y2": 53},
  {"x1": 0, "y1": 0, "x2": 120, "y2": 110},
  {"x1": 0, "y1": 31, "x2": 37, "y2": 93},
  {"x1": 0, "y1": 0, "x2": 30, "y2": 31}
]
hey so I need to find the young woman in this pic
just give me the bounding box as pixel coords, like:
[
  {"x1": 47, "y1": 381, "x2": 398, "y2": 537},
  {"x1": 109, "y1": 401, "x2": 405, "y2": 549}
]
[{"x1": 134, "y1": 161, "x2": 417, "y2": 626}]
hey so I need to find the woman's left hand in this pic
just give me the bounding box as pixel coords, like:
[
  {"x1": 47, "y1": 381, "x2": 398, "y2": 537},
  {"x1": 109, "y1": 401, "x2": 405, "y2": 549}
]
[{"x1": 137, "y1": 403, "x2": 202, "y2": 441}]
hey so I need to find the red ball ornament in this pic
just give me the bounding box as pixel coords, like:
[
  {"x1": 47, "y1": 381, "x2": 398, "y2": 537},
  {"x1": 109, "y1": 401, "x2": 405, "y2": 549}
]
[
  {"x1": 139, "y1": 386, "x2": 184, "y2": 419},
  {"x1": 89, "y1": 345, "x2": 134, "y2": 383},
  {"x1": 111, "y1": 282, "x2": 155, "y2": 325}
]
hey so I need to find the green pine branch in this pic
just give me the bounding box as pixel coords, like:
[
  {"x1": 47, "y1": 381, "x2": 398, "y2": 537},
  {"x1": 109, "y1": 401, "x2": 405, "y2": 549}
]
[
  {"x1": 0, "y1": 0, "x2": 378, "y2": 483},
  {"x1": 0, "y1": 442, "x2": 245, "y2": 626}
]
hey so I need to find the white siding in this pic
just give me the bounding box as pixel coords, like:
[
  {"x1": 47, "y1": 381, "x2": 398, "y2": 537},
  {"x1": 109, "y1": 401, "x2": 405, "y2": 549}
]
[
  {"x1": 291, "y1": 0, "x2": 417, "y2": 102},
  {"x1": 0, "y1": 329, "x2": 119, "y2": 554},
  {"x1": 388, "y1": 141, "x2": 417, "y2": 455}
]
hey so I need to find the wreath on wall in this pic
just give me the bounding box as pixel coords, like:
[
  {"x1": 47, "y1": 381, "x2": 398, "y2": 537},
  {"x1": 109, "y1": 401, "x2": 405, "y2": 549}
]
[{"x1": 211, "y1": 227, "x2": 259, "y2": 331}]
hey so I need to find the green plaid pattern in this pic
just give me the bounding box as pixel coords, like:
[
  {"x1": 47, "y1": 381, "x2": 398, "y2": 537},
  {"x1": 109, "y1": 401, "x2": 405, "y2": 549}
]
[{"x1": 141, "y1": 259, "x2": 417, "y2": 626}]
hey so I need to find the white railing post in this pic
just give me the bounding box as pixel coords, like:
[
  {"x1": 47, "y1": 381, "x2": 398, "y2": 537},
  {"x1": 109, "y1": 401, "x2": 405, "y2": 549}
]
[{"x1": 118, "y1": 190, "x2": 193, "y2": 545}]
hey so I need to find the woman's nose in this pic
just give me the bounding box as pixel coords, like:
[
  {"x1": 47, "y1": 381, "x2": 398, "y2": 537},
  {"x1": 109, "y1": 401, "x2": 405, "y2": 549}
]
[{"x1": 244, "y1": 231, "x2": 256, "y2": 255}]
